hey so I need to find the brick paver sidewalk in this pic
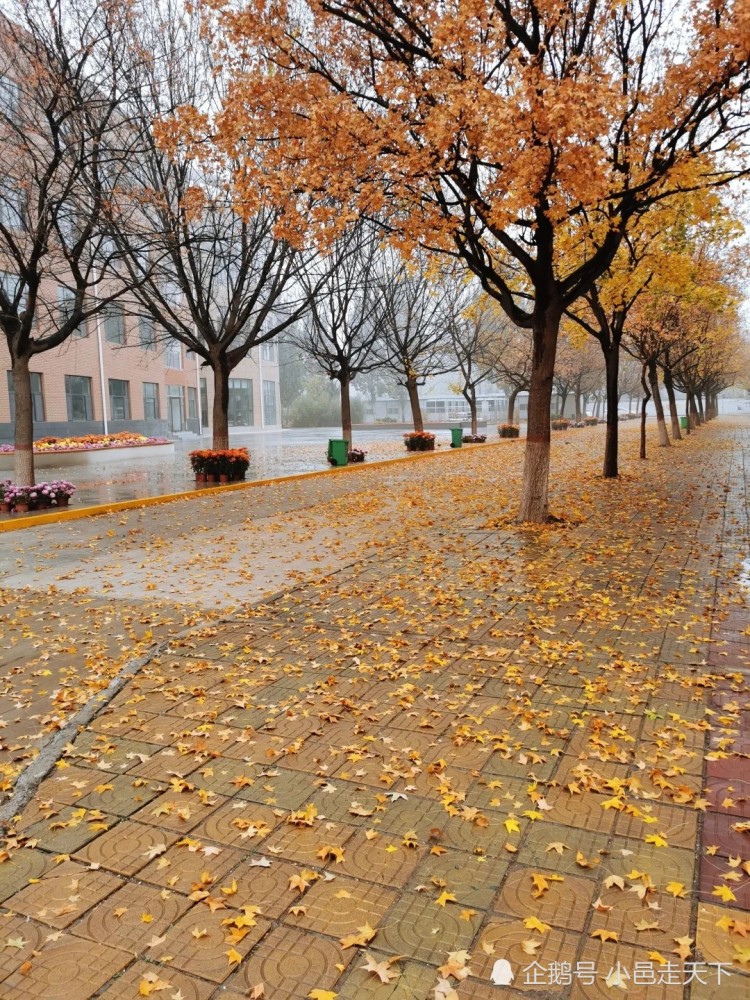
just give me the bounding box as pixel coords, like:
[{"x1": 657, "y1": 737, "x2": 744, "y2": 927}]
[{"x1": 0, "y1": 421, "x2": 748, "y2": 1000}]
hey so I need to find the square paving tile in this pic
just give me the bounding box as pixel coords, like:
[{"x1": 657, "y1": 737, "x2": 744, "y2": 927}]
[
  {"x1": 696, "y1": 901, "x2": 750, "y2": 971},
  {"x1": 191, "y1": 800, "x2": 280, "y2": 849},
  {"x1": 22, "y1": 806, "x2": 119, "y2": 855},
  {"x1": 603, "y1": 836, "x2": 696, "y2": 886},
  {"x1": 236, "y1": 766, "x2": 318, "y2": 810},
  {"x1": 492, "y1": 863, "x2": 595, "y2": 931},
  {"x1": 70, "y1": 880, "x2": 192, "y2": 953},
  {"x1": 162, "y1": 907, "x2": 270, "y2": 983},
  {"x1": 337, "y1": 952, "x2": 439, "y2": 1000},
  {"x1": 613, "y1": 801, "x2": 698, "y2": 849},
  {"x1": 470, "y1": 918, "x2": 580, "y2": 992},
  {"x1": 261, "y1": 818, "x2": 356, "y2": 865},
  {"x1": 76, "y1": 774, "x2": 165, "y2": 817},
  {"x1": 0, "y1": 934, "x2": 131, "y2": 1000},
  {"x1": 73, "y1": 820, "x2": 180, "y2": 876},
  {"x1": 227, "y1": 855, "x2": 311, "y2": 918},
  {"x1": 0, "y1": 848, "x2": 51, "y2": 903},
  {"x1": 375, "y1": 893, "x2": 482, "y2": 963},
  {"x1": 224, "y1": 925, "x2": 352, "y2": 999},
  {"x1": 138, "y1": 839, "x2": 243, "y2": 894},
  {"x1": 0, "y1": 914, "x2": 47, "y2": 983},
  {"x1": 515, "y1": 822, "x2": 609, "y2": 878},
  {"x1": 6, "y1": 860, "x2": 124, "y2": 928},
  {"x1": 95, "y1": 960, "x2": 215, "y2": 1000},
  {"x1": 588, "y1": 883, "x2": 692, "y2": 948},
  {"x1": 131, "y1": 789, "x2": 227, "y2": 833},
  {"x1": 285, "y1": 874, "x2": 398, "y2": 936},
  {"x1": 336, "y1": 829, "x2": 423, "y2": 887},
  {"x1": 409, "y1": 848, "x2": 509, "y2": 909}
]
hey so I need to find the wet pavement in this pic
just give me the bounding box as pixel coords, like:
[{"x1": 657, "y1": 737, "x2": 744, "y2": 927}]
[
  {"x1": 0, "y1": 418, "x2": 747, "y2": 1000},
  {"x1": 0, "y1": 426, "x2": 493, "y2": 514}
]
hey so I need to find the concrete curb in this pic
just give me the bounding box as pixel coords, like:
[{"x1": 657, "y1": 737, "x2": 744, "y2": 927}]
[{"x1": 0, "y1": 437, "x2": 521, "y2": 533}]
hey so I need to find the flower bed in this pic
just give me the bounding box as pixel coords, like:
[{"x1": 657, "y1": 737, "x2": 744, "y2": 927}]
[
  {"x1": 403, "y1": 431, "x2": 435, "y2": 452},
  {"x1": 497, "y1": 424, "x2": 520, "y2": 438},
  {"x1": 0, "y1": 479, "x2": 76, "y2": 513},
  {"x1": 551, "y1": 419, "x2": 570, "y2": 430},
  {"x1": 462, "y1": 434, "x2": 487, "y2": 444},
  {"x1": 0, "y1": 432, "x2": 170, "y2": 454},
  {"x1": 348, "y1": 448, "x2": 367, "y2": 463},
  {"x1": 190, "y1": 448, "x2": 250, "y2": 482}
]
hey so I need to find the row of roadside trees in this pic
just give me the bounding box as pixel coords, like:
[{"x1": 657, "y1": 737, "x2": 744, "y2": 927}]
[{"x1": 0, "y1": 0, "x2": 748, "y2": 516}]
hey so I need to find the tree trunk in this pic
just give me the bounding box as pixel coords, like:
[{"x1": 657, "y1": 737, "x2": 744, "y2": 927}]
[
  {"x1": 640, "y1": 365, "x2": 651, "y2": 460},
  {"x1": 690, "y1": 393, "x2": 701, "y2": 427},
  {"x1": 684, "y1": 392, "x2": 691, "y2": 435},
  {"x1": 518, "y1": 304, "x2": 560, "y2": 523},
  {"x1": 557, "y1": 389, "x2": 568, "y2": 419},
  {"x1": 12, "y1": 352, "x2": 35, "y2": 486},
  {"x1": 696, "y1": 393, "x2": 705, "y2": 423},
  {"x1": 647, "y1": 358, "x2": 670, "y2": 447},
  {"x1": 574, "y1": 391, "x2": 581, "y2": 423},
  {"x1": 340, "y1": 373, "x2": 352, "y2": 445},
  {"x1": 469, "y1": 386, "x2": 477, "y2": 436},
  {"x1": 211, "y1": 354, "x2": 231, "y2": 450},
  {"x1": 406, "y1": 376, "x2": 423, "y2": 432},
  {"x1": 602, "y1": 343, "x2": 620, "y2": 478},
  {"x1": 507, "y1": 387, "x2": 519, "y2": 425},
  {"x1": 662, "y1": 366, "x2": 682, "y2": 441}
]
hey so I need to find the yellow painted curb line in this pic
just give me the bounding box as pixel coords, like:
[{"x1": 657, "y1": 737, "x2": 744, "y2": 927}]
[{"x1": 0, "y1": 437, "x2": 521, "y2": 533}]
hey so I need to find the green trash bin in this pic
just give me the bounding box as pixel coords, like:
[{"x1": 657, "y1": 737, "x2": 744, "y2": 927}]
[
  {"x1": 450, "y1": 427, "x2": 463, "y2": 449},
  {"x1": 327, "y1": 439, "x2": 349, "y2": 466},
  {"x1": 680, "y1": 416, "x2": 688, "y2": 429}
]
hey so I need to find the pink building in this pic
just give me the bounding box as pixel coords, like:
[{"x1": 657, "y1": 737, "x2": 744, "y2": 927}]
[{"x1": 0, "y1": 299, "x2": 282, "y2": 441}]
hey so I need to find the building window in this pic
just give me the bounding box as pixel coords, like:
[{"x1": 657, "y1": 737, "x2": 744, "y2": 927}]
[
  {"x1": 200, "y1": 377, "x2": 209, "y2": 428},
  {"x1": 57, "y1": 286, "x2": 86, "y2": 338},
  {"x1": 103, "y1": 303, "x2": 125, "y2": 344},
  {"x1": 187, "y1": 386, "x2": 198, "y2": 420},
  {"x1": 142, "y1": 382, "x2": 160, "y2": 420},
  {"x1": 65, "y1": 375, "x2": 93, "y2": 421},
  {"x1": 0, "y1": 76, "x2": 20, "y2": 122},
  {"x1": 261, "y1": 342, "x2": 277, "y2": 363},
  {"x1": 108, "y1": 378, "x2": 130, "y2": 420},
  {"x1": 164, "y1": 339, "x2": 182, "y2": 369},
  {"x1": 228, "y1": 378, "x2": 253, "y2": 426},
  {"x1": 0, "y1": 182, "x2": 23, "y2": 229},
  {"x1": 139, "y1": 315, "x2": 156, "y2": 350},
  {"x1": 166, "y1": 384, "x2": 184, "y2": 432},
  {"x1": 7, "y1": 370, "x2": 45, "y2": 422},
  {"x1": 0, "y1": 270, "x2": 26, "y2": 314},
  {"x1": 262, "y1": 379, "x2": 277, "y2": 425}
]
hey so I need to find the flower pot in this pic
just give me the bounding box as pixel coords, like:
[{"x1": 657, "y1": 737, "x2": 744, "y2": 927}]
[
  {"x1": 14, "y1": 503, "x2": 29, "y2": 513},
  {"x1": 195, "y1": 473, "x2": 207, "y2": 483},
  {"x1": 219, "y1": 474, "x2": 230, "y2": 483},
  {"x1": 206, "y1": 474, "x2": 217, "y2": 483},
  {"x1": 0, "y1": 502, "x2": 10, "y2": 513},
  {"x1": 58, "y1": 496, "x2": 70, "y2": 506}
]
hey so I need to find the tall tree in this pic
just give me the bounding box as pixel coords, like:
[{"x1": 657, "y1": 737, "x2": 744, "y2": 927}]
[
  {"x1": 103, "y1": 1, "x2": 314, "y2": 448},
  {"x1": 444, "y1": 288, "x2": 499, "y2": 436},
  {"x1": 0, "y1": 0, "x2": 132, "y2": 485},
  {"x1": 373, "y1": 255, "x2": 452, "y2": 432},
  {"x1": 479, "y1": 321, "x2": 533, "y2": 426},
  {"x1": 209, "y1": 0, "x2": 750, "y2": 520},
  {"x1": 292, "y1": 223, "x2": 385, "y2": 444}
]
